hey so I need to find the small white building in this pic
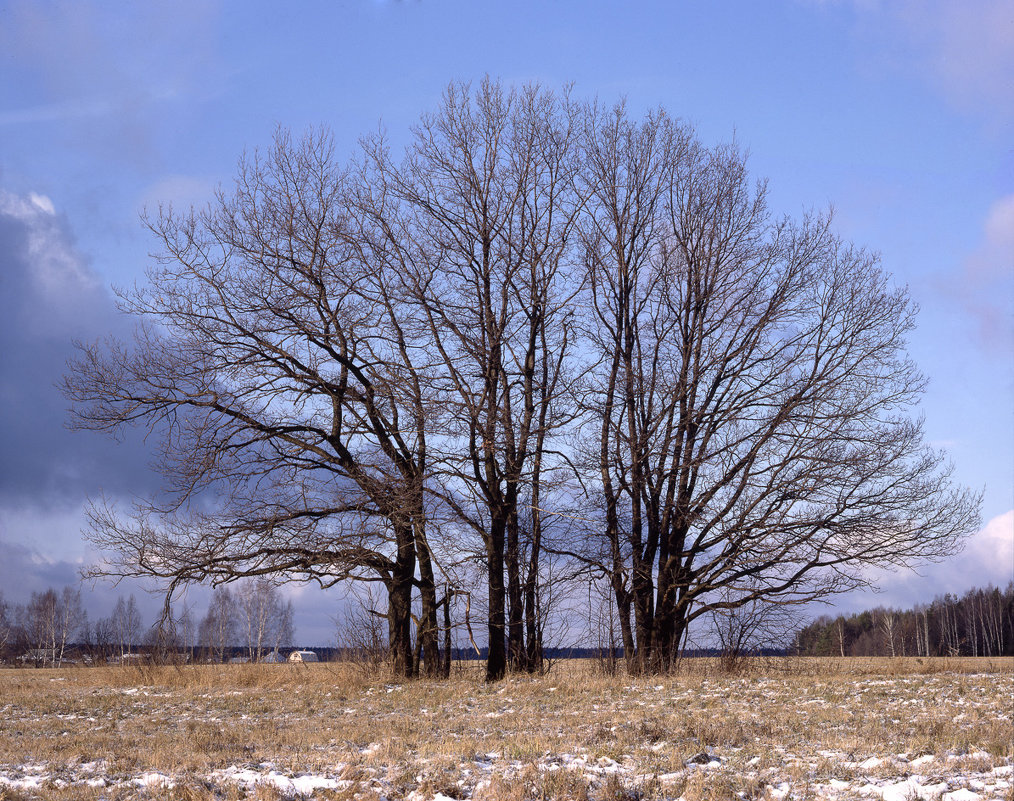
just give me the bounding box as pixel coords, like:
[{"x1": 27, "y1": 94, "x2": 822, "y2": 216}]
[
  {"x1": 287, "y1": 650, "x2": 319, "y2": 663},
  {"x1": 261, "y1": 650, "x2": 286, "y2": 663}
]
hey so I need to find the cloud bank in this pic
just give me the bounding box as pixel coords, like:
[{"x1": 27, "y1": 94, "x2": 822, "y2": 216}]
[
  {"x1": 958, "y1": 195, "x2": 1014, "y2": 348},
  {"x1": 0, "y1": 189, "x2": 161, "y2": 509},
  {"x1": 836, "y1": 510, "x2": 1014, "y2": 614}
]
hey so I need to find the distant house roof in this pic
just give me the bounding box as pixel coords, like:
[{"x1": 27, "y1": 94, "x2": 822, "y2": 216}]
[
  {"x1": 261, "y1": 651, "x2": 286, "y2": 663},
  {"x1": 288, "y1": 650, "x2": 319, "y2": 663}
]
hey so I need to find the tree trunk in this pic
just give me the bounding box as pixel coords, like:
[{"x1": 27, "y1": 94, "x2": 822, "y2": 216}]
[
  {"x1": 415, "y1": 518, "x2": 441, "y2": 678},
  {"x1": 442, "y1": 585, "x2": 453, "y2": 678},
  {"x1": 506, "y1": 503, "x2": 526, "y2": 672},
  {"x1": 389, "y1": 526, "x2": 417, "y2": 678},
  {"x1": 486, "y1": 515, "x2": 507, "y2": 681},
  {"x1": 524, "y1": 508, "x2": 543, "y2": 674}
]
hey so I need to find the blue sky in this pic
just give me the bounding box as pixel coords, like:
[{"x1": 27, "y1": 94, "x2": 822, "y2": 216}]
[{"x1": 1, "y1": 0, "x2": 1011, "y2": 645}]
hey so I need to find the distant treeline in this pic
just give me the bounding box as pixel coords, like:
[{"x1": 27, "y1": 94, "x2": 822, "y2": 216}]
[
  {"x1": 0, "y1": 580, "x2": 295, "y2": 668},
  {"x1": 793, "y1": 583, "x2": 1014, "y2": 657}
]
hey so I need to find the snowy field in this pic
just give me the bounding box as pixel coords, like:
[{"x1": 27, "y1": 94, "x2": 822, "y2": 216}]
[{"x1": 0, "y1": 658, "x2": 1010, "y2": 800}]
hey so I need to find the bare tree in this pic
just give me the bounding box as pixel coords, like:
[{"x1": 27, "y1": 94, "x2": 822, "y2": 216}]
[
  {"x1": 56, "y1": 587, "x2": 86, "y2": 665},
  {"x1": 877, "y1": 609, "x2": 898, "y2": 658},
  {"x1": 64, "y1": 79, "x2": 979, "y2": 680},
  {"x1": 579, "y1": 104, "x2": 979, "y2": 673},
  {"x1": 22, "y1": 589, "x2": 58, "y2": 666},
  {"x1": 237, "y1": 578, "x2": 294, "y2": 661},
  {"x1": 92, "y1": 614, "x2": 116, "y2": 663},
  {"x1": 362, "y1": 79, "x2": 584, "y2": 679},
  {"x1": 110, "y1": 595, "x2": 143, "y2": 661},
  {"x1": 177, "y1": 604, "x2": 197, "y2": 663},
  {"x1": 19, "y1": 587, "x2": 85, "y2": 667},
  {"x1": 709, "y1": 592, "x2": 798, "y2": 672},
  {"x1": 334, "y1": 586, "x2": 390, "y2": 670},
  {"x1": 66, "y1": 129, "x2": 445, "y2": 677},
  {"x1": 198, "y1": 587, "x2": 237, "y2": 663},
  {"x1": 0, "y1": 592, "x2": 11, "y2": 657}
]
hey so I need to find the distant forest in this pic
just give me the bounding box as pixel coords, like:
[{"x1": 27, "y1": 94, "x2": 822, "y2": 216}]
[{"x1": 792, "y1": 583, "x2": 1014, "y2": 657}]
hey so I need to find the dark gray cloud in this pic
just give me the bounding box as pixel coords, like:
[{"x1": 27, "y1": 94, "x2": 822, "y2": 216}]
[
  {"x1": 0, "y1": 536, "x2": 80, "y2": 592},
  {"x1": 0, "y1": 191, "x2": 342, "y2": 643},
  {"x1": 0, "y1": 189, "x2": 160, "y2": 510},
  {"x1": 0, "y1": 532, "x2": 169, "y2": 630}
]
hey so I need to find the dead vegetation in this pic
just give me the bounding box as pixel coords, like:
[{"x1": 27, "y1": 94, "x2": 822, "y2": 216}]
[{"x1": 0, "y1": 658, "x2": 1010, "y2": 799}]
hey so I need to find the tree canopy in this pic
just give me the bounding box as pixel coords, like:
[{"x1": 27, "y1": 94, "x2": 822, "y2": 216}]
[{"x1": 65, "y1": 79, "x2": 980, "y2": 678}]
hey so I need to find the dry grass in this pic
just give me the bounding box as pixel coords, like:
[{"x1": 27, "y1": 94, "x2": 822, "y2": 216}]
[{"x1": 0, "y1": 657, "x2": 1010, "y2": 799}]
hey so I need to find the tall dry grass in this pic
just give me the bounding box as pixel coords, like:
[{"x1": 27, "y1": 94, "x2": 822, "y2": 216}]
[{"x1": 0, "y1": 657, "x2": 1010, "y2": 800}]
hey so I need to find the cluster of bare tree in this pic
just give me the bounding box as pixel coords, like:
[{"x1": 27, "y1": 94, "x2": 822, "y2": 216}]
[
  {"x1": 65, "y1": 79, "x2": 979, "y2": 679},
  {"x1": 0, "y1": 588, "x2": 86, "y2": 667},
  {"x1": 0, "y1": 580, "x2": 295, "y2": 666},
  {"x1": 196, "y1": 580, "x2": 294, "y2": 662},
  {"x1": 90, "y1": 594, "x2": 143, "y2": 660},
  {"x1": 793, "y1": 582, "x2": 1014, "y2": 657},
  {"x1": 0, "y1": 588, "x2": 135, "y2": 666}
]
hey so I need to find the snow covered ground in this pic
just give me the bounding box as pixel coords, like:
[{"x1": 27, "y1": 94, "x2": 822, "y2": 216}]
[
  {"x1": 0, "y1": 662, "x2": 1009, "y2": 799},
  {"x1": 0, "y1": 751, "x2": 1010, "y2": 799}
]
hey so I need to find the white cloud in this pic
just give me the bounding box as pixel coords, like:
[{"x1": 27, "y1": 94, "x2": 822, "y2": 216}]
[
  {"x1": 28, "y1": 193, "x2": 55, "y2": 215},
  {"x1": 0, "y1": 188, "x2": 100, "y2": 301},
  {"x1": 961, "y1": 510, "x2": 1014, "y2": 581},
  {"x1": 0, "y1": 189, "x2": 50, "y2": 220},
  {"x1": 810, "y1": 0, "x2": 1014, "y2": 123},
  {"x1": 835, "y1": 510, "x2": 1014, "y2": 613},
  {"x1": 956, "y1": 194, "x2": 1014, "y2": 347}
]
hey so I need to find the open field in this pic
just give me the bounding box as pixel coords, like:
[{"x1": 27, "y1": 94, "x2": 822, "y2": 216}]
[{"x1": 0, "y1": 658, "x2": 1010, "y2": 800}]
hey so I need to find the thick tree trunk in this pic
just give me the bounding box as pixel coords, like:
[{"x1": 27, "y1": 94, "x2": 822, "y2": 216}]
[
  {"x1": 415, "y1": 519, "x2": 441, "y2": 677},
  {"x1": 631, "y1": 548, "x2": 655, "y2": 674},
  {"x1": 388, "y1": 578, "x2": 414, "y2": 678},
  {"x1": 389, "y1": 525, "x2": 417, "y2": 678},
  {"x1": 524, "y1": 511, "x2": 543, "y2": 674},
  {"x1": 506, "y1": 504, "x2": 526, "y2": 672},
  {"x1": 486, "y1": 515, "x2": 507, "y2": 681},
  {"x1": 611, "y1": 579, "x2": 636, "y2": 673}
]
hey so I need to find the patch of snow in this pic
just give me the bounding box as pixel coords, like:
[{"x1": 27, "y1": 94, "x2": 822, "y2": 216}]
[
  {"x1": 136, "y1": 772, "x2": 174, "y2": 788},
  {"x1": 875, "y1": 777, "x2": 938, "y2": 801},
  {"x1": 210, "y1": 765, "x2": 346, "y2": 795},
  {"x1": 942, "y1": 790, "x2": 981, "y2": 801}
]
